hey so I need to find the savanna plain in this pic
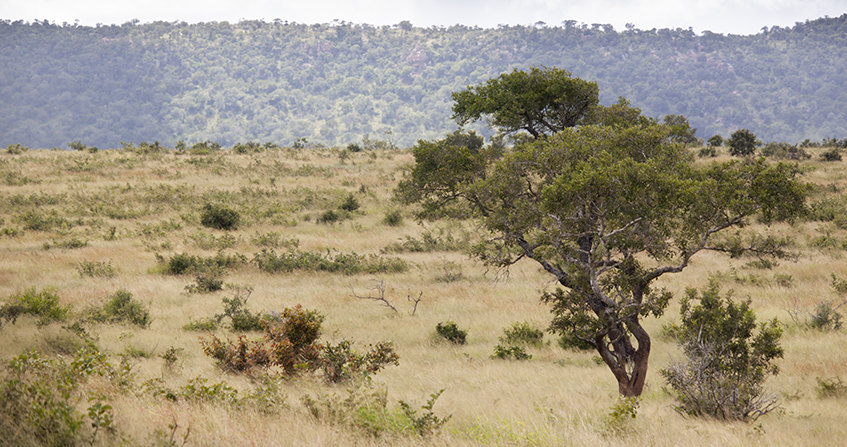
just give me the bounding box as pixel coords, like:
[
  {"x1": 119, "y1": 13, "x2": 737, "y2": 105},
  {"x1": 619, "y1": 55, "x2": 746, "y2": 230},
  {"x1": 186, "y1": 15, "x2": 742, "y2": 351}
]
[{"x1": 1, "y1": 144, "x2": 846, "y2": 446}]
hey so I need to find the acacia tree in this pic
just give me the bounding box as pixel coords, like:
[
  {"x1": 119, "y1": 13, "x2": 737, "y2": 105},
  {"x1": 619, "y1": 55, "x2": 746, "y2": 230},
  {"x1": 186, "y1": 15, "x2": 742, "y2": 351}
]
[
  {"x1": 451, "y1": 66, "x2": 599, "y2": 139},
  {"x1": 398, "y1": 70, "x2": 805, "y2": 397}
]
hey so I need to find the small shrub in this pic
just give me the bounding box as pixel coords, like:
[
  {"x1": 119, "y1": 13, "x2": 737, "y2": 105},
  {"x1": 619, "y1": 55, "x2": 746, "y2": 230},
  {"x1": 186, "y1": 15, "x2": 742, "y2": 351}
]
[
  {"x1": 87, "y1": 289, "x2": 151, "y2": 328},
  {"x1": 253, "y1": 249, "x2": 408, "y2": 275},
  {"x1": 435, "y1": 260, "x2": 463, "y2": 283},
  {"x1": 760, "y1": 142, "x2": 810, "y2": 160},
  {"x1": 832, "y1": 274, "x2": 847, "y2": 295},
  {"x1": 707, "y1": 135, "x2": 723, "y2": 147},
  {"x1": 697, "y1": 146, "x2": 716, "y2": 158},
  {"x1": 339, "y1": 194, "x2": 360, "y2": 212},
  {"x1": 435, "y1": 321, "x2": 467, "y2": 345},
  {"x1": 317, "y1": 209, "x2": 340, "y2": 224},
  {"x1": 5, "y1": 143, "x2": 28, "y2": 154},
  {"x1": 159, "y1": 251, "x2": 246, "y2": 275},
  {"x1": 200, "y1": 203, "x2": 241, "y2": 230},
  {"x1": 185, "y1": 268, "x2": 225, "y2": 294},
  {"x1": 160, "y1": 346, "x2": 183, "y2": 372},
  {"x1": 821, "y1": 147, "x2": 842, "y2": 162},
  {"x1": 183, "y1": 317, "x2": 219, "y2": 331},
  {"x1": 19, "y1": 209, "x2": 69, "y2": 231},
  {"x1": 0, "y1": 347, "x2": 130, "y2": 446},
  {"x1": 398, "y1": 389, "x2": 451, "y2": 436},
  {"x1": 319, "y1": 339, "x2": 400, "y2": 383},
  {"x1": 808, "y1": 301, "x2": 844, "y2": 331},
  {"x1": 816, "y1": 376, "x2": 847, "y2": 398},
  {"x1": 1, "y1": 288, "x2": 71, "y2": 326},
  {"x1": 661, "y1": 282, "x2": 783, "y2": 421},
  {"x1": 347, "y1": 143, "x2": 363, "y2": 153},
  {"x1": 604, "y1": 396, "x2": 640, "y2": 435},
  {"x1": 491, "y1": 344, "x2": 531, "y2": 360},
  {"x1": 182, "y1": 376, "x2": 239, "y2": 405},
  {"x1": 500, "y1": 321, "x2": 544, "y2": 347},
  {"x1": 77, "y1": 260, "x2": 117, "y2": 278},
  {"x1": 382, "y1": 209, "x2": 403, "y2": 226}
]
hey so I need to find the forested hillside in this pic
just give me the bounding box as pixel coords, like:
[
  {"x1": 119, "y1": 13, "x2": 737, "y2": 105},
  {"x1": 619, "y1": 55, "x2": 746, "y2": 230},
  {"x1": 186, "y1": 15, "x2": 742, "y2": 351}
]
[{"x1": 1, "y1": 15, "x2": 846, "y2": 148}]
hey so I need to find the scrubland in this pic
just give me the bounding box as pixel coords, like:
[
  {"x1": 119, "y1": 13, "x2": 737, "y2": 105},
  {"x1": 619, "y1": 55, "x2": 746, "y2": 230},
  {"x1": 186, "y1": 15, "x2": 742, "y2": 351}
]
[{"x1": 1, "y1": 145, "x2": 847, "y2": 446}]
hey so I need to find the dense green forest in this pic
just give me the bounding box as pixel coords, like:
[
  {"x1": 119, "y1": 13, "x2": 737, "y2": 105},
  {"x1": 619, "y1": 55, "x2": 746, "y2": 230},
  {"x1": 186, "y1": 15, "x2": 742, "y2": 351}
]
[{"x1": 1, "y1": 15, "x2": 846, "y2": 148}]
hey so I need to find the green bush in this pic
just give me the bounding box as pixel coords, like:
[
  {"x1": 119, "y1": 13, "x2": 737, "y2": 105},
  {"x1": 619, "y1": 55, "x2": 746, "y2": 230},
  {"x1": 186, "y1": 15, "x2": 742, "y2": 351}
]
[
  {"x1": 661, "y1": 282, "x2": 783, "y2": 421},
  {"x1": 19, "y1": 210, "x2": 70, "y2": 231},
  {"x1": 77, "y1": 260, "x2": 117, "y2": 278},
  {"x1": 435, "y1": 321, "x2": 467, "y2": 345},
  {"x1": 0, "y1": 348, "x2": 128, "y2": 446},
  {"x1": 816, "y1": 376, "x2": 847, "y2": 398},
  {"x1": 382, "y1": 209, "x2": 403, "y2": 226},
  {"x1": 253, "y1": 249, "x2": 407, "y2": 275},
  {"x1": 808, "y1": 301, "x2": 844, "y2": 331},
  {"x1": 707, "y1": 135, "x2": 723, "y2": 147},
  {"x1": 500, "y1": 321, "x2": 544, "y2": 347},
  {"x1": 1, "y1": 288, "x2": 71, "y2": 326},
  {"x1": 159, "y1": 251, "x2": 246, "y2": 275},
  {"x1": 821, "y1": 147, "x2": 842, "y2": 161},
  {"x1": 339, "y1": 194, "x2": 360, "y2": 212},
  {"x1": 185, "y1": 268, "x2": 225, "y2": 294},
  {"x1": 317, "y1": 209, "x2": 340, "y2": 224},
  {"x1": 87, "y1": 289, "x2": 151, "y2": 328},
  {"x1": 697, "y1": 146, "x2": 716, "y2": 158},
  {"x1": 491, "y1": 344, "x2": 531, "y2": 360},
  {"x1": 760, "y1": 142, "x2": 810, "y2": 160},
  {"x1": 5, "y1": 143, "x2": 28, "y2": 154},
  {"x1": 200, "y1": 203, "x2": 241, "y2": 230}
]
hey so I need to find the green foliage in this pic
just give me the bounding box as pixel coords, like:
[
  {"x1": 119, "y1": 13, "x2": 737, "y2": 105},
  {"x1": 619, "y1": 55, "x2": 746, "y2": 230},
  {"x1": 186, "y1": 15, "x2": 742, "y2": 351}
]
[
  {"x1": 661, "y1": 282, "x2": 783, "y2": 421},
  {"x1": 1, "y1": 287, "x2": 71, "y2": 326},
  {"x1": 0, "y1": 348, "x2": 129, "y2": 446},
  {"x1": 808, "y1": 301, "x2": 844, "y2": 331},
  {"x1": 317, "y1": 209, "x2": 340, "y2": 224},
  {"x1": 402, "y1": 70, "x2": 806, "y2": 396},
  {"x1": 821, "y1": 147, "x2": 842, "y2": 161},
  {"x1": 500, "y1": 322, "x2": 544, "y2": 347},
  {"x1": 707, "y1": 135, "x2": 724, "y2": 147},
  {"x1": 760, "y1": 142, "x2": 810, "y2": 160},
  {"x1": 491, "y1": 344, "x2": 531, "y2": 360},
  {"x1": 158, "y1": 251, "x2": 246, "y2": 275},
  {"x1": 382, "y1": 228, "x2": 468, "y2": 253},
  {"x1": 2, "y1": 19, "x2": 847, "y2": 149},
  {"x1": 339, "y1": 194, "x2": 360, "y2": 212},
  {"x1": 728, "y1": 128, "x2": 759, "y2": 156},
  {"x1": 816, "y1": 376, "x2": 847, "y2": 398},
  {"x1": 253, "y1": 248, "x2": 408, "y2": 275},
  {"x1": 303, "y1": 385, "x2": 449, "y2": 438},
  {"x1": 77, "y1": 260, "x2": 117, "y2": 278},
  {"x1": 19, "y1": 209, "x2": 70, "y2": 231},
  {"x1": 398, "y1": 389, "x2": 451, "y2": 437},
  {"x1": 319, "y1": 339, "x2": 400, "y2": 384},
  {"x1": 86, "y1": 289, "x2": 151, "y2": 328},
  {"x1": 6, "y1": 143, "x2": 29, "y2": 154},
  {"x1": 200, "y1": 203, "x2": 241, "y2": 230},
  {"x1": 452, "y1": 66, "x2": 598, "y2": 138},
  {"x1": 698, "y1": 146, "x2": 717, "y2": 158},
  {"x1": 182, "y1": 376, "x2": 239, "y2": 405},
  {"x1": 604, "y1": 396, "x2": 640, "y2": 435},
  {"x1": 184, "y1": 268, "x2": 225, "y2": 294},
  {"x1": 382, "y1": 209, "x2": 403, "y2": 226},
  {"x1": 435, "y1": 321, "x2": 467, "y2": 345}
]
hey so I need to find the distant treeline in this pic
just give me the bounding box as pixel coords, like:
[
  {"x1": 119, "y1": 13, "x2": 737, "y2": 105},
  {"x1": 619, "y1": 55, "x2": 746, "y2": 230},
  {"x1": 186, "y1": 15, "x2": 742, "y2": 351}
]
[{"x1": 1, "y1": 15, "x2": 846, "y2": 148}]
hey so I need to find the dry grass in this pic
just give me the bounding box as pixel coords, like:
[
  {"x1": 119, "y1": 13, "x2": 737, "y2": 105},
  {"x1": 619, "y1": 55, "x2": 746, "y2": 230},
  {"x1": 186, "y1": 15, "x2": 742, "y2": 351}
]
[{"x1": 1, "y1": 146, "x2": 847, "y2": 445}]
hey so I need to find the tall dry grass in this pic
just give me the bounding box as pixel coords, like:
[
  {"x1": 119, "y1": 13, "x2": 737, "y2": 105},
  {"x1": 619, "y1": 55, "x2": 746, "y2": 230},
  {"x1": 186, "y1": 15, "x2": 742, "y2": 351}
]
[{"x1": 1, "y1": 145, "x2": 846, "y2": 445}]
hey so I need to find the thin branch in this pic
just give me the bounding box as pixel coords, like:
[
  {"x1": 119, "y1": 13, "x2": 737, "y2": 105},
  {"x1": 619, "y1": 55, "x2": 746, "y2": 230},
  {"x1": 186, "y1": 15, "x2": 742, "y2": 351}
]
[{"x1": 351, "y1": 280, "x2": 398, "y2": 314}]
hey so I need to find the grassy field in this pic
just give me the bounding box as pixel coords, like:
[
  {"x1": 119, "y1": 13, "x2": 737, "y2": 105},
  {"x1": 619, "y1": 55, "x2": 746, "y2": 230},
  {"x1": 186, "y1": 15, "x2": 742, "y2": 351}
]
[{"x1": 1, "y1": 145, "x2": 847, "y2": 446}]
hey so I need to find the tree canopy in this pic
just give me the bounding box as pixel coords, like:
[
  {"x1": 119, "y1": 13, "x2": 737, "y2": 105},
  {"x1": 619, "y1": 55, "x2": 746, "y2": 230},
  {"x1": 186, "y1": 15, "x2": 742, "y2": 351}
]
[
  {"x1": 451, "y1": 67, "x2": 598, "y2": 138},
  {"x1": 398, "y1": 70, "x2": 806, "y2": 396}
]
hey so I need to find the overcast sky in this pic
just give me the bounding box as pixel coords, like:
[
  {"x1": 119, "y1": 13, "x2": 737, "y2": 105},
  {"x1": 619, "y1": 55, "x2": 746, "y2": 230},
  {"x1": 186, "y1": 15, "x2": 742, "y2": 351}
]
[{"x1": 1, "y1": 0, "x2": 845, "y2": 35}]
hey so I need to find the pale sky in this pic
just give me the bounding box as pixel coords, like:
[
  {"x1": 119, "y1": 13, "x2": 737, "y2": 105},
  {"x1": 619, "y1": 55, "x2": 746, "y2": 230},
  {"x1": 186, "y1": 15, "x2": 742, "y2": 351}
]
[{"x1": 1, "y1": 0, "x2": 845, "y2": 35}]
